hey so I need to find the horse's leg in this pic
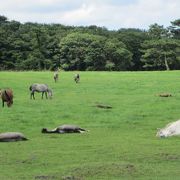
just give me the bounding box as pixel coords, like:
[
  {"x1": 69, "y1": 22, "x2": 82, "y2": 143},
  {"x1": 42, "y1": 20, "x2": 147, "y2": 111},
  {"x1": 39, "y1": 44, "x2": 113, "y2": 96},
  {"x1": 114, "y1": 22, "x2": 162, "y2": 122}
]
[
  {"x1": 42, "y1": 92, "x2": 44, "y2": 99},
  {"x1": 32, "y1": 91, "x2": 35, "y2": 100},
  {"x1": 45, "y1": 92, "x2": 48, "y2": 99},
  {"x1": 2, "y1": 100, "x2": 4, "y2": 107},
  {"x1": 31, "y1": 91, "x2": 35, "y2": 99}
]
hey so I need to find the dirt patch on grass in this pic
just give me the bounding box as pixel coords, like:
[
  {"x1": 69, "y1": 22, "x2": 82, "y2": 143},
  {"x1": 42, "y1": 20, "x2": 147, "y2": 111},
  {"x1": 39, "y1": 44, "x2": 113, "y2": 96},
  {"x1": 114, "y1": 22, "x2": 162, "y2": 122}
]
[
  {"x1": 94, "y1": 103, "x2": 112, "y2": 109},
  {"x1": 35, "y1": 175, "x2": 81, "y2": 180},
  {"x1": 158, "y1": 93, "x2": 172, "y2": 97},
  {"x1": 66, "y1": 163, "x2": 137, "y2": 178},
  {"x1": 157, "y1": 153, "x2": 180, "y2": 161},
  {"x1": 61, "y1": 176, "x2": 82, "y2": 180},
  {"x1": 34, "y1": 175, "x2": 57, "y2": 179}
]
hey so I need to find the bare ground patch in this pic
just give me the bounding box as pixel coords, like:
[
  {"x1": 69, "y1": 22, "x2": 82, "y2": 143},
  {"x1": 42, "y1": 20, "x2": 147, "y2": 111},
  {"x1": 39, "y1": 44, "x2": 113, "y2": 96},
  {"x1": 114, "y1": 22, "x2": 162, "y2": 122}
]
[{"x1": 64, "y1": 163, "x2": 137, "y2": 179}]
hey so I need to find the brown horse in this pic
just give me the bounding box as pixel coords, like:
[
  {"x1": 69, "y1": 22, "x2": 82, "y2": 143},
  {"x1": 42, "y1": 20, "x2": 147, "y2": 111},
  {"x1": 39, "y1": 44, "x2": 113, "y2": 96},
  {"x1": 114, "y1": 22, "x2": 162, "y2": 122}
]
[{"x1": 0, "y1": 89, "x2": 13, "y2": 107}]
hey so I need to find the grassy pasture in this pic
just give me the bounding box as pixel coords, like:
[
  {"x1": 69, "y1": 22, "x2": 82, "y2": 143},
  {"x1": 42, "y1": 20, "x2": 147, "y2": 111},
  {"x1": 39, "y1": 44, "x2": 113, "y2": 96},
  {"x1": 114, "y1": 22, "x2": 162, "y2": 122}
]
[{"x1": 0, "y1": 71, "x2": 180, "y2": 180}]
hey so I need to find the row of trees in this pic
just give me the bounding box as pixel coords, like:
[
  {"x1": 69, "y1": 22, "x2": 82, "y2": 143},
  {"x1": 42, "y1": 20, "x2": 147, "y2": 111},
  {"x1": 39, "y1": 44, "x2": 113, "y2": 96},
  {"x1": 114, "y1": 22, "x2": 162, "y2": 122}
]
[{"x1": 0, "y1": 15, "x2": 179, "y2": 71}]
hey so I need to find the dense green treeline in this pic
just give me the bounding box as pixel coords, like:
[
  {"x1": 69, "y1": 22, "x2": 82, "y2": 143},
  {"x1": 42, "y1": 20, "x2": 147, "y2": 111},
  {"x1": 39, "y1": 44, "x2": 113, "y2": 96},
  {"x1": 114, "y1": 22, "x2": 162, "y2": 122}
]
[{"x1": 0, "y1": 15, "x2": 179, "y2": 71}]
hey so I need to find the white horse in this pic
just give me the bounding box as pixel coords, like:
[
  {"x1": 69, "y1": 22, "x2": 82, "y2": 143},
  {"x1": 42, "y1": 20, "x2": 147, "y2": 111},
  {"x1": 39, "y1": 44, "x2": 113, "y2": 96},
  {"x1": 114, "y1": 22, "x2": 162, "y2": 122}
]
[
  {"x1": 53, "y1": 71, "x2": 59, "y2": 83},
  {"x1": 156, "y1": 120, "x2": 180, "y2": 138},
  {"x1": 29, "y1": 83, "x2": 52, "y2": 99}
]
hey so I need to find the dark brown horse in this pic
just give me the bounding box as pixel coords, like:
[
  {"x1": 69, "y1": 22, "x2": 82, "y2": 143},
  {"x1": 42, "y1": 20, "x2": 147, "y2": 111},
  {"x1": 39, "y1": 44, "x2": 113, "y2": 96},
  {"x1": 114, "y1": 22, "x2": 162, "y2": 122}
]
[{"x1": 0, "y1": 89, "x2": 13, "y2": 107}]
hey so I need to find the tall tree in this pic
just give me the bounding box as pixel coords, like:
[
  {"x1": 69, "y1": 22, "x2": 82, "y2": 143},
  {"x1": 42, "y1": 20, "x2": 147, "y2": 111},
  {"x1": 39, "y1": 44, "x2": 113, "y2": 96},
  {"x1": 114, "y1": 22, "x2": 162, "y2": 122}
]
[
  {"x1": 104, "y1": 38, "x2": 132, "y2": 70},
  {"x1": 59, "y1": 33, "x2": 132, "y2": 71},
  {"x1": 141, "y1": 38, "x2": 180, "y2": 70},
  {"x1": 59, "y1": 32, "x2": 106, "y2": 70},
  {"x1": 141, "y1": 23, "x2": 180, "y2": 70},
  {"x1": 169, "y1": 19, "x2": 180, "y2": 39},
  {"x1": 148, "y1": 23, "x2": 169, "y2": 39},
  {"x1": 116, "y1": 29, "x2": 148, "y2": 70}
]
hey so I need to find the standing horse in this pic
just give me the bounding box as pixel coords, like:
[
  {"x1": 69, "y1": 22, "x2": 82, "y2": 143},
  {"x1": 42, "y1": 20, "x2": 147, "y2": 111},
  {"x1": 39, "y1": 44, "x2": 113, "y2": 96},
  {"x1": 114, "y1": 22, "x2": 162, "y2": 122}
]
[
  {"x1": 53, "y1": 71, "x2": 59, "y2": 83},
  {"x1": 74, "y1": 74, "x2": 80, "y2": 83},
  {"x1": 29, "y1": 84, "x2": 53, "y2": 99},
  {"x1": 0, "y1": 88, "x2": 13, "y2": 107}
]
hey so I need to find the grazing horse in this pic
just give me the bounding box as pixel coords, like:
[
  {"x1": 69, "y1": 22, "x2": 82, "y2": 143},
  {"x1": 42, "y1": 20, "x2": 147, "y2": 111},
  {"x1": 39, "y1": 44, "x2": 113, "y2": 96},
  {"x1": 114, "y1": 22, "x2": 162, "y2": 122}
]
[
  {"x1": 29, "y1": 83, "x2": 53, "y2": 99},
  {"x1": 74, "y1": 74, "x2": 80, "y2": 83},
  {"x1": 53, "y1": 71, "x2": 59, "y2": 83},
  {"x1": 0, "y1": 88, "x2": 13, "y2": 107}
]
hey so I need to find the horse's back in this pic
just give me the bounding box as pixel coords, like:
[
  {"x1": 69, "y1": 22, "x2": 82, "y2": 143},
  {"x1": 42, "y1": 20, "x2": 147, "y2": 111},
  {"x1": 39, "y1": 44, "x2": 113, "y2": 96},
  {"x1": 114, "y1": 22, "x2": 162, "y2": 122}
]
[
  {"x1": 5, "y1": 89, "x2": 13, "y2": 98},
  {"x1": 30, "y1": 83, "x2": 48, "y2": 92},
  {"x1": 1, "y1": 89, "x2": 13, "y2": 99}
]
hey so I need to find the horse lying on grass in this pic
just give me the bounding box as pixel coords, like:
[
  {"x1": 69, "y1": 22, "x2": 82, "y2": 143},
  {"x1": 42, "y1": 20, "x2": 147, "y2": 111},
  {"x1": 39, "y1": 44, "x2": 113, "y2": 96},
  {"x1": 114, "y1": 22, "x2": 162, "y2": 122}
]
[
  {"x1": 29, "y1": 83, "x2": 53, "y2": 99},
  {"x1": 42, "y1": 124, "x2": 87, "y2": 134},
  {"x1": 0, "y1": 88, "x2": 13, "y2": 107},
  {"x1": 156, "y1": 120, "x2": 180, "y2": 138},
  {"x1": 0, "y1": 132, "x2": 28, "y2": 142}
]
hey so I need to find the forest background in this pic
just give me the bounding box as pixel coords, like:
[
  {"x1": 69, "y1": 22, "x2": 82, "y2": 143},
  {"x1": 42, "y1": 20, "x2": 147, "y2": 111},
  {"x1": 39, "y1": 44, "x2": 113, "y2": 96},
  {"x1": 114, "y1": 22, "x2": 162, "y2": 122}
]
[{"x1": 0, "y1": 15, "x2": 179, "y2": 71}]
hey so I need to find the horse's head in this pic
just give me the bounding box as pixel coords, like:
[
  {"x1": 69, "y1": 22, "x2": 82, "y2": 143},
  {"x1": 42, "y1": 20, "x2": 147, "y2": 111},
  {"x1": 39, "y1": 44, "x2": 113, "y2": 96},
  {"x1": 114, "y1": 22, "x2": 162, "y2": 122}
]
[
  {"x1": 41, "y1": 128, "x2": 48, "y2": 133},
  {"x1": 47, "y1": 89, "x2": 53, "y2": 99},
  {"x1": 7, "y1": 100, "x2": 13, "y2": 107}
]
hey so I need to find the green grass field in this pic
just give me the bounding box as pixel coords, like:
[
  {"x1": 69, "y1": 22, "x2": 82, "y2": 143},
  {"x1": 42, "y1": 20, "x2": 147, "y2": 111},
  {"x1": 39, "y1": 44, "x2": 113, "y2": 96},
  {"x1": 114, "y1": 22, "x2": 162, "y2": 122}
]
[{"x1": 1, "y1": 71, "x2": 180, "y2": 180}]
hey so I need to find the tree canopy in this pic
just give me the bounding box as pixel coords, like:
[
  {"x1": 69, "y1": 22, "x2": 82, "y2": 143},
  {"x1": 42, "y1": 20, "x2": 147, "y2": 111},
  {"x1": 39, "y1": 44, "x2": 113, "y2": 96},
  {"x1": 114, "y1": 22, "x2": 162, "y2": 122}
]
[
  {"x1": 141, "y1": 23, "x2": 180, "y2": 70},
  {"x1": 0, "y1": 15, "x2": 179, "y2": 71}
]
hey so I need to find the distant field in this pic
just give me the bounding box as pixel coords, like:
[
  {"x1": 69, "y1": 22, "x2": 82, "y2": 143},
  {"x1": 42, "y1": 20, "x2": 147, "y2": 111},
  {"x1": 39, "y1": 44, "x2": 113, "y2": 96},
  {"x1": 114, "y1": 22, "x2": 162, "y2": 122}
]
[{"x1": 0, "y1": 71, "x2": 180, "y2": 180}]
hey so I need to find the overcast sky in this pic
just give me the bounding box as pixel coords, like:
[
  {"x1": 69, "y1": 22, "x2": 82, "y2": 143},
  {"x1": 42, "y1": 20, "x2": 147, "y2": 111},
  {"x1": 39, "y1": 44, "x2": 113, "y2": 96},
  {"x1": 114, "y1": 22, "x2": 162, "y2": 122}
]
[{"x1": 0, "y1": 0, "x2": 179, "y2": 30}]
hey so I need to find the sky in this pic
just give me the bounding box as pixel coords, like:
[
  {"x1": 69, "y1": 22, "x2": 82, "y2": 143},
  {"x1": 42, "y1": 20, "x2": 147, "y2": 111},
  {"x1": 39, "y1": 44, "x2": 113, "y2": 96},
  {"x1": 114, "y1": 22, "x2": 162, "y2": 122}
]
[{"x1": 0, "y1": 0, "x2": 179, "y2": 30}]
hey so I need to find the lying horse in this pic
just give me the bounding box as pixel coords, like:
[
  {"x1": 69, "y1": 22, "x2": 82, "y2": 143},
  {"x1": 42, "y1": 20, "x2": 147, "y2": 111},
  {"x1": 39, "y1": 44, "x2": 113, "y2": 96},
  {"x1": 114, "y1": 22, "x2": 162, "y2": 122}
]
[
  {"x1": 74, "y1": 74, "x2": 80, "y2": 83},
  {"x1": 0, "y1": 88, "x2": 13, "y2": 107},
  {"x1": 0, "y1": 132, "x2": 28, "y2": 142},
  {"x1": 156, "y1": 120, "x2": 180, "y2": 138},
  {"x1": 29, "y1": 83, "x2": 53, "y2": 99},
  {"x1": 42, "y1": 124, "x2": 87, "y2": 134}
]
